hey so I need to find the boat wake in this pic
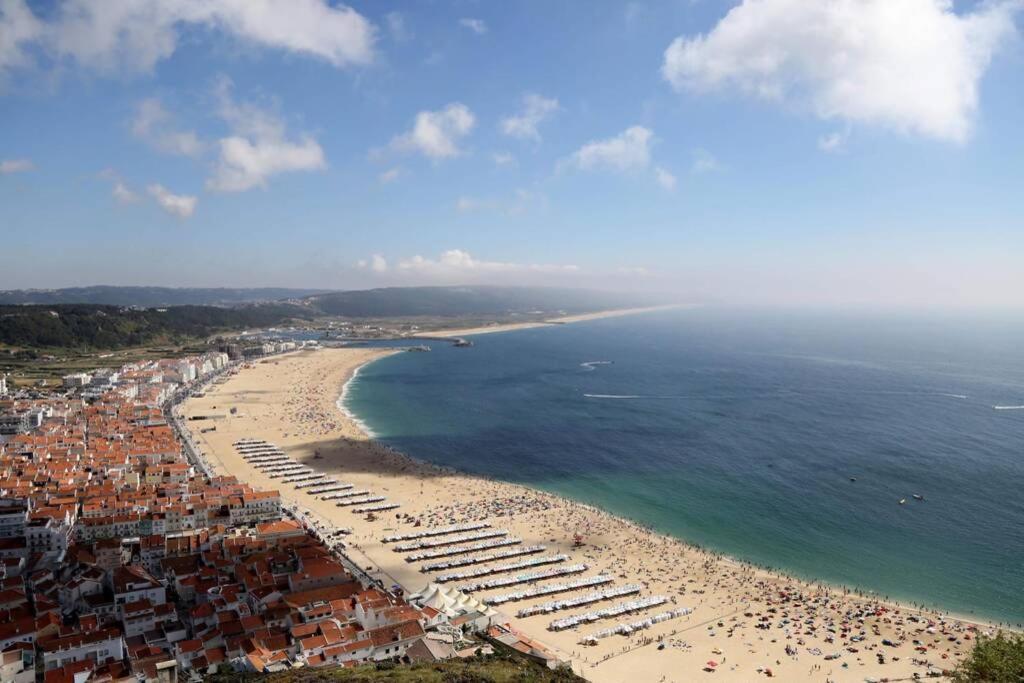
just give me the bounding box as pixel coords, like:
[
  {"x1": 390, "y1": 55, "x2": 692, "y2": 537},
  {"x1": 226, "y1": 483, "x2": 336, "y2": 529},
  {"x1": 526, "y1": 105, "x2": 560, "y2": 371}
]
[
  {"x1": 583, "y1": 394, "x2": 643, "y2": 399},
  {"x1": 580, "y1": 360, "x2": 614, "y2": 371},
  {"x1": 992, "y1": 405, "x2": 1024, "y2": 411},
  {"x1": 939, "y1": 393, "x2": 969, "y2": 400}
]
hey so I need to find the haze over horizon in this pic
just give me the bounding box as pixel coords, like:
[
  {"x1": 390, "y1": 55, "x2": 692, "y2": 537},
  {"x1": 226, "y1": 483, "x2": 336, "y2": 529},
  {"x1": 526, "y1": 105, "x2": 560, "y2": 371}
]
[{"x1": 2, "y1": 0, "x2": 1023, "y2": 308}]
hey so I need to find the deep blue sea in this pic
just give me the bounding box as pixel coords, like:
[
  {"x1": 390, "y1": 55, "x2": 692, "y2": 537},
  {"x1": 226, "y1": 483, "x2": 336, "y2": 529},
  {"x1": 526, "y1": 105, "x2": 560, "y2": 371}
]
[{"x1": 344, "y1": 309, "x2": 1024, "y2": 624}]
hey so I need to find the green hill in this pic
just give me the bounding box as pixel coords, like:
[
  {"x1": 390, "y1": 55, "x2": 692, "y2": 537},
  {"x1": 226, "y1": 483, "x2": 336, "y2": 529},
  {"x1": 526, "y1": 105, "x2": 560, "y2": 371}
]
[
  {"x1": 304, "y1": 286, "x2": 664, "y2": 318},
  {"x1": 0, "y1": 286, "x2": 329, "y2": 307},
  {"x1": 0, "y1": 303, "x2": 311, "y2": 349},
  {"x1": 207, "y1": 656, "x2": 584, "y2": 683}
]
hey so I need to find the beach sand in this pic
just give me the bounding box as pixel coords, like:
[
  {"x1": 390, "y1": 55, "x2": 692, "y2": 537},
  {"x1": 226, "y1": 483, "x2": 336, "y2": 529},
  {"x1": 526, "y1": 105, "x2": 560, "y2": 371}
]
[{"x1": 183, "y1": 347, "x2": 990, "y2": 682}]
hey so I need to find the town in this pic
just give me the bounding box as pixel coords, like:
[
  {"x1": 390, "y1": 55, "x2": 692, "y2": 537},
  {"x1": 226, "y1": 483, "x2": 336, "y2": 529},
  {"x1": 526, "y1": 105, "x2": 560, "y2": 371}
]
[{"x1": 0, "y1": 342, "x2": 529, "y2": 683}]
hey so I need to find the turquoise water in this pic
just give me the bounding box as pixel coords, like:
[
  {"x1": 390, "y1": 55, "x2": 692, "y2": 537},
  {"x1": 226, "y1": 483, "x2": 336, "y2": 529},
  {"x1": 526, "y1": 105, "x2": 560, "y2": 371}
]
[{"x1": 345, "y1": 309, "x2": 1024, "y2": 625}]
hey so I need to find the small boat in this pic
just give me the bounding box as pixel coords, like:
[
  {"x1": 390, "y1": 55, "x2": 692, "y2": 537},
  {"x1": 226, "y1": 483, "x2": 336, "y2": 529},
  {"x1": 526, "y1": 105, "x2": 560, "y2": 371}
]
[
  {"x1": 899, "y1": 498, "x2": 906, "y2": 505},
  {"x1": 849, "y1": 477, "x2": 857, "y2": 482},
  {"x1": 912, "y1": 494, "x2": 924, "y2": 501}
]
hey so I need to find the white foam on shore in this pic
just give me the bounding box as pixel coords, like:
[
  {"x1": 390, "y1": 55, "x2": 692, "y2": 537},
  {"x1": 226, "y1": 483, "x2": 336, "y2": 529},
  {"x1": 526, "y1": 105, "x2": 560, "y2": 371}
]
[
  {"x1": 337, "y1": 363, "x2": 378, "y2": 438},
  {"x1": 993, "y1": 405, "x2": 1024, "y2": 410}
]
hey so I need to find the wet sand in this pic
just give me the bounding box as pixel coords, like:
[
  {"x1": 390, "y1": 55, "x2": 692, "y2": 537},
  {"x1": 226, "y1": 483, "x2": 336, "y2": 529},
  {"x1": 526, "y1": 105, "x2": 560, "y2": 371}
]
[{"x1": 183, "y1": 347, "x2": 996, "y2": 682}]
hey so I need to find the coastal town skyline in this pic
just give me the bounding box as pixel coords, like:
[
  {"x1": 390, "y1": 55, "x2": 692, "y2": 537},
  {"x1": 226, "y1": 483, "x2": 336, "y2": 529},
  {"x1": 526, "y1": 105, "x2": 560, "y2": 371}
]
[{"x1": 3, "y1": 0, "x2": 1024, "y2": 307}]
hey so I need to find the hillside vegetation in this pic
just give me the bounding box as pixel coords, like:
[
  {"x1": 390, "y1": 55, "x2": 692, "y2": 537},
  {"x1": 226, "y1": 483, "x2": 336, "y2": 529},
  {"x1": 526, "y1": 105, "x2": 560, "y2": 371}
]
[
  {"x1": 304, "y1": 286, "x2": 663, "y2": 317},
  {"x1": 207, "y1": 657, "x2": 584, "y2": 683},
  {"x1": 0, "y1": 286, "x2": 671, "y2": 351},
  {"x1": 0, "y1": 286, "x2": 327, "y2": 307},
  {"x1": 0, "y1": 303, "x2": 310, "y2": 349}
]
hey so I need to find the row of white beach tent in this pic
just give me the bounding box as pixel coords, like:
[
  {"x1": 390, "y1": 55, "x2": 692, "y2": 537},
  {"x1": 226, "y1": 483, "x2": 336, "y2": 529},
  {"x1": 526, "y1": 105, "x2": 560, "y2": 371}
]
[
  {"x1": 405, "y1": 536, "x2": 521, "y2": 563},
  {"x1": 353, "y1": 502, "x2": 400, "y2": 513},
  {"x1": 485, "y1": 574, "x2": 614, "y2": 606},
  {"x1": 321, "y1": 491, "x2": 370, "y2": 501},
  {"x1": 336, "y1": 495, "x2": 386, "y2": 507},
  {"x1": 458, "y1": 563, "x2": 588, "y2": 593},
  {"x1": 421, "y1": 544, "x2": 544, "y2": 572},
  {"x1": 516, "y1": 583, "x2": 642, "y2": 618},
  {"x1": 436, "y1": 554, "x2": 567, "y2": 583},
  {"x1": 234, "y1": 440, "x2": 381, "y2": 505},
  {"x1": 393, "y1": 529, "x2": 508, "y2": 552},
  {"x1": 235, "y1": 443, "x2": 678, "y2": 632},
  {"x1": 292, "y1": 475, "x2": 333, "y2": 488},
  {"x1": 284, "y1": 473, "x2": 329, "y2": 484},
  {"x1": 259, "y1": 462, "x2": 303, "y2": 471},
  {"x1": 307, "y1": 483, "x2": 354, "y2": 495},
  {"x1": 579, "y1": 608, "x2": 693, "y2": 645},
  {"x1": 549, "y1": 594, "x2": 669, "y2": 631},
  {"x1": 382, "y1": 522, "x2": 489, "y2": 544}
]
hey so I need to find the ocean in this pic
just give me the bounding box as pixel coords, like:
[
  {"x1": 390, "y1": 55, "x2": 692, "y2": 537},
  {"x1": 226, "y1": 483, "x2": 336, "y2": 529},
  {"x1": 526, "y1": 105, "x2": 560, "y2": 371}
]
[{"x1": 343, "y1": 308, "x2": 1024, "y2": 624}]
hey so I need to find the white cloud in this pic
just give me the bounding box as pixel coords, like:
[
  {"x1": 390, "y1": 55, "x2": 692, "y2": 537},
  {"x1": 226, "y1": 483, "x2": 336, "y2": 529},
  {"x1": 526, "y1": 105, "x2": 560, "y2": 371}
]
[
  {"x1": 112, "y1": 181, "x2": 140, "y2": 204},
  {"x1": 147, "y1": 183, "x2": 197, "y2": 218},
  {"x1": 132, "y1": 98, "x2": 204, "y2": 158},
  {"x1": 455, "y1": 196, "x2": 487, "y2": 213},
  {"x1": 0, "y1": 158, "x2": 33, "y2": 174},
  {"x1": 566, "y1": 125, "x2": 653, "y2": 172},
  {"x1": 493, "y1": 151, "x2": 516, "y2": 167},
  {"x1": 385, "y1": 12, "x2": 410, "y2": 43},
  {"x1": 661, "y1": 0, "x2": 1021, "y2": 143},
  {"x1": 454, "y1": 189, "x2": 543, "y2": 215},
  {"x1": 459, "y1": 18, "x2": 487, "y2": 35},
  {"x1": 358, "y1": 254, "x2": 389, "y2": 272},
  {"x1": 617, "y1": 265, "x2": 650, "y2": 276},
  {"x1": 655, "y1": 166, "x2": 677, "y2": 191},
  {"x1": 691, "y1": 148, "x2": 721, "y2": 174},
  {"x1": 98, "y1": 168, "x2": 140, "y2": 203},
  {"x1": 207, "y1": 79, "x2": 326, "y2": 192},
  {"x1": 0, "y1": 0, "x2": 42, "y2": 72},
  {"x1": 1, "y1": 0, "x2": 375, "y2": 76},
  {"x1": 398, "y1": 249, "x2": 579, "y2": 276},
  {"x1": 500, "y1": 94, "x2": 560, "y2": 141},
  {"x1": 818, "y1": 131, "x2": 847, "y2": 153},
  {"x1": 378, "y1": 167, "x2": 401, "y2": 184},
  {"x1": 390, "y1": 103, "x2": 476, "y2": 160}
]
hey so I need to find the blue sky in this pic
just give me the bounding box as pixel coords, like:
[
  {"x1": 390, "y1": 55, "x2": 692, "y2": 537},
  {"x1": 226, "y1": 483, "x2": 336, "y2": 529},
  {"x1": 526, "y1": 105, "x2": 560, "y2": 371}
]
[{"x1": 1, "y1": 0, "x2": 1023, "y2": 307}]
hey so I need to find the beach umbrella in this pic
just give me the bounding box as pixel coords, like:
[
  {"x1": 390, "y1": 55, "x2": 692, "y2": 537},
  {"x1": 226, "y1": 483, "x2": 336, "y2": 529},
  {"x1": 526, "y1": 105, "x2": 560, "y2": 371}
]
[{"x1": 706, "y1": 660, "x2": 718, "y2": 668}]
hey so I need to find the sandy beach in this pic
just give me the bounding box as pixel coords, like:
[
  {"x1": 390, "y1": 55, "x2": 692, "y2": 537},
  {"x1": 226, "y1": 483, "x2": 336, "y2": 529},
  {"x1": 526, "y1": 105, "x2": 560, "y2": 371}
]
[
  {"x1": 420, "y1": 305, "x2": 684, "y2": 338},
  {"x1": 182, "y1": 346, "x2": 993, "y2": 682}
]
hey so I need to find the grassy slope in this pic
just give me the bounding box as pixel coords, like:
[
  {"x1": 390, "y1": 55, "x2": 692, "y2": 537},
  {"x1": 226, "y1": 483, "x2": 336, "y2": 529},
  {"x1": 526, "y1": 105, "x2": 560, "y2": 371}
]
[{"x1": 206, "y1": 656, "x2": 584, "y2": 683}]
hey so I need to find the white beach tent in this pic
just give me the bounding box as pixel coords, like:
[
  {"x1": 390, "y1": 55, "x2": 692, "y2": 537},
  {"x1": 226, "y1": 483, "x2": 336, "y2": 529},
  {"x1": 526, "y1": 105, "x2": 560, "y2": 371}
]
[{"x1": 410, "y1": 582, "x2": 497, "y2": 632}]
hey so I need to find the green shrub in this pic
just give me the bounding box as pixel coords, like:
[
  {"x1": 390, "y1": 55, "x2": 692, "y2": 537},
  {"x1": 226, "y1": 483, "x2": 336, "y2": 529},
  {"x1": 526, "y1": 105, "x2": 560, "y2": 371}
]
[{"x1": 953, "y1": 632, "x2": 1024, "y2": 682}]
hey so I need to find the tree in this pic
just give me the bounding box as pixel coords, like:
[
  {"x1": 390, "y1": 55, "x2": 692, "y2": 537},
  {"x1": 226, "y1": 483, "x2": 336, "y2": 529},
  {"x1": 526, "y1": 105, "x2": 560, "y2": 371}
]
[{"x1": 953, "y1": 632, "x2": 1024, "y2": 682}]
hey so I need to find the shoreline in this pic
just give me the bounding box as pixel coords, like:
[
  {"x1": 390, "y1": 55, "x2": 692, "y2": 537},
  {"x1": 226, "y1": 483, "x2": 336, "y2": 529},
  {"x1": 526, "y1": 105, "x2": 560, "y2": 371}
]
[
  {"x1": 183, "y1": 347, "x2": 1003, "y2": 682},
  {"x1": 337, "y1": 351, "x2": 1006, "y2": 631},
  {"x1": 335, "y1": 350, "x2": 401, "y2": 440}
]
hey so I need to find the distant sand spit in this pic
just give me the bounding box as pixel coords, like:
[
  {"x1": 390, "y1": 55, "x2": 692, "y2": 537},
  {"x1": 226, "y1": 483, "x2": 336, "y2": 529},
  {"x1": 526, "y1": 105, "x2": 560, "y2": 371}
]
[{"x1": 422, "y1": 304, "x2": 686, "y2": 338}]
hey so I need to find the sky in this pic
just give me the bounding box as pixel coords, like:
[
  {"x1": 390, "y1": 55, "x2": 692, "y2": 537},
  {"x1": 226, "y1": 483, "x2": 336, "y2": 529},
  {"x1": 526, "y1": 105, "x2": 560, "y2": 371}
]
[{"x1": 1, "y1": 0, "x2": 1023, "y2": 307}]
